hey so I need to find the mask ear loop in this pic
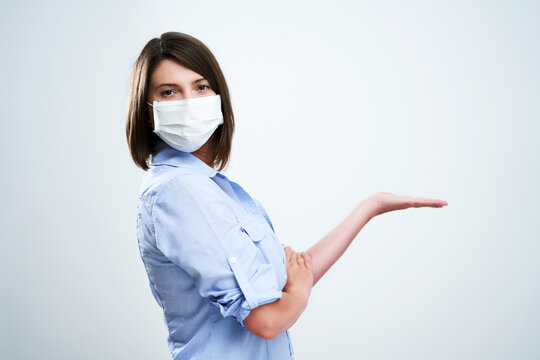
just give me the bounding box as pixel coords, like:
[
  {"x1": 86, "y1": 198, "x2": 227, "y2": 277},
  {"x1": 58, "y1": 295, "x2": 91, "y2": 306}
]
[{"x1": 146, "y1": 101, "x2": 155, "y2": 128}]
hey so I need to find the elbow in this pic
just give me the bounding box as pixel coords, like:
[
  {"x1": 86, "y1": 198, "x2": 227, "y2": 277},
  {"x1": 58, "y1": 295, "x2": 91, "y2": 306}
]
[
  {"x1": 257, "y1": 322, "x2": 279, "y2": 340},
  {"x1": 253, "y1": 326, "x2": 279, "y2": 341},
  {"x1": 243, "y1": 310, "x2": 280, "y2": 340}
]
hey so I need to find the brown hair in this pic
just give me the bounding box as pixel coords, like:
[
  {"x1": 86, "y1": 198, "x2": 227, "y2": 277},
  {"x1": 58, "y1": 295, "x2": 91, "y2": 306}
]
[{"x1": 125, "y1": 31, "x2": 234, "y2": 171}]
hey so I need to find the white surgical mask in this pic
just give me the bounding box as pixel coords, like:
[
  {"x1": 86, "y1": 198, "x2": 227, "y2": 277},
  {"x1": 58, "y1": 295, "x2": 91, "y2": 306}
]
[{"x1": 147, "y1": 94, "x2": 224, "y2": 153}]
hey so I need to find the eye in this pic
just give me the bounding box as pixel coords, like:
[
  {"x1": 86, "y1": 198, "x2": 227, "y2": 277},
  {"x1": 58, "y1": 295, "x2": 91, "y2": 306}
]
[
  {"x1": 197, "y1": 84, "x2": 211, "y2": 92},
  {"x1": 160, "y1": 89, "x2": 176, "y2": 97}
]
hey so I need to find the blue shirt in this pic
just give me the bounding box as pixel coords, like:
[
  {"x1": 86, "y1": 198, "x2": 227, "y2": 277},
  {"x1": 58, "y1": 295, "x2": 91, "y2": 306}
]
[{"x1": 136, "y1": 140, "x2": 295, "y2": 360}]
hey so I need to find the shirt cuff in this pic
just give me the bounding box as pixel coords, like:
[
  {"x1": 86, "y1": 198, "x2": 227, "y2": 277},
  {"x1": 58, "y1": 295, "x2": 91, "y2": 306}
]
[{"x1": 227, "y1": 253, "x2": 283, "y2": 328}]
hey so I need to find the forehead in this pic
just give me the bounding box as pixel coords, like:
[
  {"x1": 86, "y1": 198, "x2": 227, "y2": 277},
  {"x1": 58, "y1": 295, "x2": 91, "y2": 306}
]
[{"x1": 150, "y1": 59, "x2": 205, "y2": 87}]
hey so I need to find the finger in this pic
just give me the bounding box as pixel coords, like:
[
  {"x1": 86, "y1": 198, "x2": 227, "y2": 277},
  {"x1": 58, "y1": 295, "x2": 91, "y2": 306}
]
[
  {"x1": 302, "y1": 251, "x2": 313, "y2": 268},
  {"x1": 288, "y1": 248, "x2": 297, "y2": 264},
  {"x1": 299, "y1": 252, "x2": 307, "y2": 268},
  {"x1": 286, "y1": 246, "x2": 295, "y2": 261},
  {"x1": 297, "y1": 252, "x2": 304, "y2": 264},
  {"x1": 396, "y1": 194, "x2": 447, "y2": 208},
  {"x1": 284, "y1": 246, "x2": 292, "y2": 262},
  {"x1": 412, "y1": 197, "x2": 448, "y2": 207}
]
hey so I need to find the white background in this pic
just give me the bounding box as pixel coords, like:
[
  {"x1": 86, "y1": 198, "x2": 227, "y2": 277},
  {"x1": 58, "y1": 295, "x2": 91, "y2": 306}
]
[{"x1": 1, "y1": 1, "x2": 539, "y2": 359}]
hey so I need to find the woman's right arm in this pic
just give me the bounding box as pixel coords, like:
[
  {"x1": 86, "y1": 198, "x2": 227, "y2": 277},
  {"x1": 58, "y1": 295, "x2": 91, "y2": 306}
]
[
  {"x1": 306, "y1": 193, "x2": 447, "y2": 287},
  {"x1": 243, "y1": 248, "x2": 313, "y2": 340},
  {"x1": 243, "y1": 192, "x2": 447, "y2": 340}
]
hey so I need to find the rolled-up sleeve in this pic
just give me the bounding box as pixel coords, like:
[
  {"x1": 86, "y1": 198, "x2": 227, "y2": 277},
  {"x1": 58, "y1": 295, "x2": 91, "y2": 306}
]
[{"x1": 151, "y1": 174, "x2": 282, "y2": 327}]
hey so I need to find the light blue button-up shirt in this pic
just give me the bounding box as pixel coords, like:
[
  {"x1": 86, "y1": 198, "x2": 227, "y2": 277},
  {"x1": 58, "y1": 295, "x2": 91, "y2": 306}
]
[{"x1": 136, "y1": 139, "x2": 295, "y2": 360}]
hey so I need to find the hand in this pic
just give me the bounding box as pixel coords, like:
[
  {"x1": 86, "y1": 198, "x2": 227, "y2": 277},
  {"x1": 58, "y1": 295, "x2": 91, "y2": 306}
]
[
  {"x1": 368, "y1": 191, "x2": 448, "y2": 217},
  {"x1": 283, "y1": 246, "x2": 313, "y2": 299}
]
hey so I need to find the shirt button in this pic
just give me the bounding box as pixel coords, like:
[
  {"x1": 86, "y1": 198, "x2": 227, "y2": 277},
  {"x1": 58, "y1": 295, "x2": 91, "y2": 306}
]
[{"x1": 229, "y1": 256, "x2": 237, "y2": 263}]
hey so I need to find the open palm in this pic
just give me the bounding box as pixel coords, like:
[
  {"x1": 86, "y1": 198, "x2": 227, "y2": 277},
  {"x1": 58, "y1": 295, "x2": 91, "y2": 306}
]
[{"x1": 370, "y1": 191, "x2": 448, "y2": 216}]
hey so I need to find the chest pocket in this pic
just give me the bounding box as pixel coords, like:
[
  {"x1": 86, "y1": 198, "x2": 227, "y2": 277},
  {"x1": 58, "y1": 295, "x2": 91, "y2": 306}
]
[
  {"x1": 241, "y1": 214, "x2": 286, "y2": 263},
  {"x1": 239, "y1": 216, "x2": 266, "y2": 242},
  {"x1": 240, "y1": 215, "x2": 287, "y2": 290}
]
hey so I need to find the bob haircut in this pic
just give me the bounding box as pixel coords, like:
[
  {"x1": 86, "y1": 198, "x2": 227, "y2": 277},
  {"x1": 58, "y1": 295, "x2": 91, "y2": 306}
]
[{"x1": 126, "y1": 31, "x2": 234, "y2": 171}]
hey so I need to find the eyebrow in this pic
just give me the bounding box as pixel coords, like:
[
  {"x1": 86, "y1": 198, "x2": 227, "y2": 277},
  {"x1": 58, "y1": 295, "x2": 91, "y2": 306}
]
[{"x1": 155, "y1": 78, "x2": 207, "y2": 89}]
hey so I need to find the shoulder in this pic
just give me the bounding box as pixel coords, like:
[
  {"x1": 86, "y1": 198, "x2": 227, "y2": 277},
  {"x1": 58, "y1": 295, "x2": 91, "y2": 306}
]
[{"x1": 138, "y1": 167, "x2": 220, "y2": 205}]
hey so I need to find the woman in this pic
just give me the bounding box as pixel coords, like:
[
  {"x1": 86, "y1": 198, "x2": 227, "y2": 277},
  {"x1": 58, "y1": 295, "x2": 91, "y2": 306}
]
[{"x1": 126, "y1": 31, "x2": 448, "y2": 360}]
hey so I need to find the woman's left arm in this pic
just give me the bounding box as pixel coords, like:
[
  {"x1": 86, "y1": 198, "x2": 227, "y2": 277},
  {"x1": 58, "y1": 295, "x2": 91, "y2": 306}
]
[{"x1": 306, "y1": 192, "x2": 448, "y2": 287}]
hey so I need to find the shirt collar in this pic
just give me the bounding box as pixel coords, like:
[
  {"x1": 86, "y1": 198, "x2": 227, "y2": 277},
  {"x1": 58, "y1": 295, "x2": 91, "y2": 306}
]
[{"x1": 149, "y1": 139, "x2": 218, "y2": 178}]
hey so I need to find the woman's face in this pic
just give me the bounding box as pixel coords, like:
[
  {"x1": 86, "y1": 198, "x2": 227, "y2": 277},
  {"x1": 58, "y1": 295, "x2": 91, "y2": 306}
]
[{"x1": 146, "y1": 58, "x2": 217, "y2": 127}]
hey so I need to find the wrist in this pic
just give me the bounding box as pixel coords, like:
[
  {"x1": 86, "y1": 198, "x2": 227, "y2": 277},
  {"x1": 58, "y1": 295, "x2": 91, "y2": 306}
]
[
  {"x1": 284, "y1": 289, "x2": 309, "y2": 309},
  {"x1": 360, "y1": 195, "x2": 380, "y2": 219}
]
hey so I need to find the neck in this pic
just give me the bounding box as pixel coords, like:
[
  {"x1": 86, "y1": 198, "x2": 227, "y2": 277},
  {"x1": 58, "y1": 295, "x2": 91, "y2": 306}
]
[{"x1": 191, "y1": 136, "x2": 214, "y2": 167}]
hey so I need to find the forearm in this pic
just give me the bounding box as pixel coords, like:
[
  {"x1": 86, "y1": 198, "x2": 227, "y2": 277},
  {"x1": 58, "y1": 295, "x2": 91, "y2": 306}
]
[
  {"x1": 243, "y1": 290, "x2": 308, "y2": 340},
  {"x1": 306, "y1": 197, "x2": 377, "y2": 286}
]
